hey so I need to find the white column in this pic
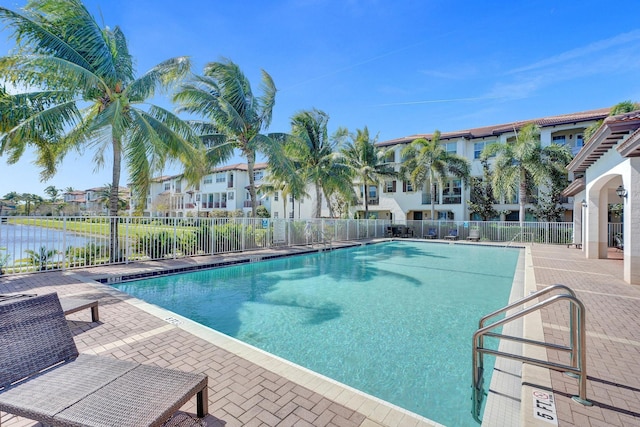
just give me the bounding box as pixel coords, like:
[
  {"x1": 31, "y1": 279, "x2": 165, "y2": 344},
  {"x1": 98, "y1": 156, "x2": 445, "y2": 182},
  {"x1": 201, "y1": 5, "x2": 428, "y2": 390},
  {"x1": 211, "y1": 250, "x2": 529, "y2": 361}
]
[{"x1": 624, "y1": 158, "x2": 640, "y2": 284}]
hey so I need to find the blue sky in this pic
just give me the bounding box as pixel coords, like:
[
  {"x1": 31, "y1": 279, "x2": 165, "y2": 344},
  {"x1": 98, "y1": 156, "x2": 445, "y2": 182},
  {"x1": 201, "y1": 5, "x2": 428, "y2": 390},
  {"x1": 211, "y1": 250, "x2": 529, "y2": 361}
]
[{"x1": 1, "y1": 0, "x2": 640, "y2": 197}]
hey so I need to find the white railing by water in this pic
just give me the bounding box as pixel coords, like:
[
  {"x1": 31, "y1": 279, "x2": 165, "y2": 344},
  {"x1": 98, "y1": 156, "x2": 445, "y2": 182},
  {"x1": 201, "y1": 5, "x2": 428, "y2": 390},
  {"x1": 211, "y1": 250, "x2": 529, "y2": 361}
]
[{"x1": 0, "y1": 216, "x2": 581, "y2": 275}]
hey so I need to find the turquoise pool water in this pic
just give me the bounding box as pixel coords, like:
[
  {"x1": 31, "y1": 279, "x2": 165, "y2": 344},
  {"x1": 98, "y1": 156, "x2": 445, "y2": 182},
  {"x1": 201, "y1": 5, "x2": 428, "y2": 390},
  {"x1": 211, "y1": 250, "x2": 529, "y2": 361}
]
[{"x1": 113, "y1": 241, "x2": 519, "y2": 426}]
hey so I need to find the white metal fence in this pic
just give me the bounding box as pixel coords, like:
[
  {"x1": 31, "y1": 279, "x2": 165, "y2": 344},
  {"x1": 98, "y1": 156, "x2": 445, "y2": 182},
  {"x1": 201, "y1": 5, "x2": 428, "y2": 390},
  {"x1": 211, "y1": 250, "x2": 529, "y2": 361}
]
[{"x1": 0, "y1": 216, "x2": 612, "y2": 275}]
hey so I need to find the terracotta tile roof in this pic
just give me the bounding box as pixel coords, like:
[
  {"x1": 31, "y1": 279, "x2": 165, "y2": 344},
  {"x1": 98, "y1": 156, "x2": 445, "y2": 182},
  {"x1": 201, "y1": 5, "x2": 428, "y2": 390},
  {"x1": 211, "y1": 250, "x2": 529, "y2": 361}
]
[
  {"x1": 568, "y1": 110, "x2": 640, "y2": 173},
  {"x1": 377, "y1": 108, "x2": 611, "y2": 147}
]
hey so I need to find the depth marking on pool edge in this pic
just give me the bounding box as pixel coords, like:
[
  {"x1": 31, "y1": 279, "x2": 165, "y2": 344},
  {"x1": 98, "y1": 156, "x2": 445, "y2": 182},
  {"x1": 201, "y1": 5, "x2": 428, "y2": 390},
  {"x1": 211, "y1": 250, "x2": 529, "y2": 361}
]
[{"x1": 532, "y1": 389, "x2": 558, "y2": 425}]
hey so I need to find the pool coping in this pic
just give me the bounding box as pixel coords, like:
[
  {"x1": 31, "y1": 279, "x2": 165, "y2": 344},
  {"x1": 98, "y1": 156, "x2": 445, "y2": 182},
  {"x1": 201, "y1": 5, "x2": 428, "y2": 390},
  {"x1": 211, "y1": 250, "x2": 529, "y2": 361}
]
[{"x1": 76, "y1": 239, "x2": 531, "y2": 427}]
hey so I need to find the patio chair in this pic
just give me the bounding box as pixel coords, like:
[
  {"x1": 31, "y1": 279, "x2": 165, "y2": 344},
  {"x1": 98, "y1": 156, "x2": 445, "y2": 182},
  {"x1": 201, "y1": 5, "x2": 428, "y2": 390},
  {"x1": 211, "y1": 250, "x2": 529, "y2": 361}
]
[
  {"x1": 0, "y1": 293, "x2": 209, "y2": 427},
  {"x1": 467, "y1": 228, "x2": 480, "y2": 242},
  {"x1": 444, "y1": 229, "x2": 459, "y2": 240},
  {"x1": 614, "y1": 234, "x2": 624, "y2": 251},
  {"x1": 0, "y1": 293, "x2": 99, "y2": 322},
  {"x1": 424, "y1": 228, "x2": 438, "y2": 239}
]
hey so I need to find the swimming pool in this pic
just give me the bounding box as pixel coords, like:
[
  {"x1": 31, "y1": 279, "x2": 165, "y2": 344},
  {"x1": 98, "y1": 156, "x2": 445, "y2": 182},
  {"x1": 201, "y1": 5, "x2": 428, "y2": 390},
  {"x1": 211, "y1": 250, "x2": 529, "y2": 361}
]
[{"x1": 113, "y1": 241, "x2": 519, "y2": 426}]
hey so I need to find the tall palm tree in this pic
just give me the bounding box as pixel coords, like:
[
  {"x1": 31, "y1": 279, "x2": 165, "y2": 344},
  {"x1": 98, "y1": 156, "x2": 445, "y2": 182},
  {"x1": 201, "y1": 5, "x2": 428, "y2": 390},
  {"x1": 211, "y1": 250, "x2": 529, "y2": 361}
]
[
  {"x1": 286, "y1": 109, "x2": 350, "y2": 218},
  {"x1": 260, "y1": 167, "x2": 307, "y2": 220},
  {"x1": 340, "y1": 127, "x2": 395, "y2": 219},
  {"x1": 21, "y1": 193, "x2": 43, "y2": 216},
  {"x1": 44, "y1": 185, "x2": 60, "y2": 203},
  {"x1": 400, "y1": 130, "x2": 471, "y2": 221},
  {"x1": 482, "y1": 123, "x2": 572, "y2": 225},
  {"x1": 173, "y1": 58, "x2": 292, "y2": 217},
  {"x1": 0, "y1": 0, "x2": 204, "y2": 260}
]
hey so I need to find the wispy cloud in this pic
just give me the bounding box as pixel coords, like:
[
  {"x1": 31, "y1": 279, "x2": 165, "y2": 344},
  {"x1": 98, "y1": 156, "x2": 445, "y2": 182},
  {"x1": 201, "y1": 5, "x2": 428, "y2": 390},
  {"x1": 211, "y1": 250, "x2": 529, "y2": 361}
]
[
  {"x1": 506, "y1": 29, "x2": 640, "y2": 75},
  {"x1": 374, "y1": 95, "x2": 503, "y2": 107}
]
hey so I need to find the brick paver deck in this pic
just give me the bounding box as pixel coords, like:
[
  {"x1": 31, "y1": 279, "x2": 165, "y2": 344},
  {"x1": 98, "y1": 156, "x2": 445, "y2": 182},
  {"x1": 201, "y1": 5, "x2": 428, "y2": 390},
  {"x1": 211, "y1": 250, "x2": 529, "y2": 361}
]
[
  {"x1": 1, "y1": 243, "x2": 639, "y2": 426},
  {"x1": 530, "y1": 244, "x2": 640, "y2": 427}
]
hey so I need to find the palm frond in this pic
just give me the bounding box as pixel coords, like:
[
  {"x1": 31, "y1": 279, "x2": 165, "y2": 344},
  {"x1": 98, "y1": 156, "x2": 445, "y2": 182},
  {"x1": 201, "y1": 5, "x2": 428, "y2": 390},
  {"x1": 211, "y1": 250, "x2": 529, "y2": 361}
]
[
  {"x1": 126, "y1": 56, "x2": 190, "y2": 102},
  {"x1": 0, "y1": 4, "x2": 94, "y2": 72}
]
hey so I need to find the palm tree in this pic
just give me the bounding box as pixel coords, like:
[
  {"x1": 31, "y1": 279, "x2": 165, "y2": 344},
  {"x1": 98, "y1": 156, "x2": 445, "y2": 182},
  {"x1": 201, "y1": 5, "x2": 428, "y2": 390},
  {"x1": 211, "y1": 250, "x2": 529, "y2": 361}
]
[
  {"x1": 260, "y1": 168, "x2": 307, "y2": 220},
  {"x1": 340, "y1": 127, "x2": 395, "y2": 219},
  {"x1": 44, "y1": 185, "x2": 60, "y2": 203},
  {"x1": 482, "y1": 123, "x2": 572, "y2": 225},
  {"x1": 97, "y1": 184, "x2": 128, "y2": 213},
  {"x1": 0, "y1": 0, "x2": 205, "y2": 260},
  {"x1": 21, "y1": 193, "x2": 43, "y2": 216},
  {"x1": 286, "y1": 109, "x2": 351, "y2": 218},
  {"x1": 173, "y1": 58, "x2": 292, "y2": 217},
  {"x1": 400, "y1": 130, "x2": 471, "y2": 221},
  {"x1": 25, "y1": 245, "x2": 58, "y2": 271}
]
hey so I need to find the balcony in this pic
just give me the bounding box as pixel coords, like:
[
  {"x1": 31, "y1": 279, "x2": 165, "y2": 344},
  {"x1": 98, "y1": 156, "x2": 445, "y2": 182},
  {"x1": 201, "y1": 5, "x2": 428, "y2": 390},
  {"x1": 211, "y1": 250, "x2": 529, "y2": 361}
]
[
  {"x1": 244, "y1": 200, "x2": 263, "y2": 208},
  {"x1": 421, "y1": 194, "x2": 439, "y2": 205},
  {"x1": 356, "y1": 198, "x2": 379, "y2": 206},
  {"x1": 442, "y1": 195, "x2": 462, "y2": 205}
]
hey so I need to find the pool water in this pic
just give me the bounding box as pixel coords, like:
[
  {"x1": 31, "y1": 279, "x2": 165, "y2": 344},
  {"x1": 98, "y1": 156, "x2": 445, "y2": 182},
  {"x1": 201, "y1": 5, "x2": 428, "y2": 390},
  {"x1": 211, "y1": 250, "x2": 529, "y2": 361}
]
[{"x1": 114, "y1": 241, "x2": 519, "y2": 426}]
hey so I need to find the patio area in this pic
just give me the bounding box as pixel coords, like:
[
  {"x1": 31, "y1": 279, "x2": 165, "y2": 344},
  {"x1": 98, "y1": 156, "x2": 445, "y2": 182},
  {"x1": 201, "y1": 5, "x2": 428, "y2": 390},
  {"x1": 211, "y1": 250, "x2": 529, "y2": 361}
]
[{"x1": 1, "y1": 242, "x2": 638, "y2": 426}]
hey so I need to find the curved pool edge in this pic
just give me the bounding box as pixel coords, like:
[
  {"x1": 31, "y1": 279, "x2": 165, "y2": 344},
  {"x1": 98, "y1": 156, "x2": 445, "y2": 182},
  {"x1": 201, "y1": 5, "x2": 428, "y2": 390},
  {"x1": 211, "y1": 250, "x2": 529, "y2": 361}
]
[{"x1": 90, "y1": 276, "x2": 447, "y2": 427}]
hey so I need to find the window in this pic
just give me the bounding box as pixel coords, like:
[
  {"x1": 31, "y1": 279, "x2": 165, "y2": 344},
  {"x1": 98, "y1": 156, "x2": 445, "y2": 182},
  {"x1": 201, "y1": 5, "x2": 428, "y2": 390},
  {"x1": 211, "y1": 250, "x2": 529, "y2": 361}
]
[
  {"x1": 254, "y1": 170, "x2": 264, "y2": 181},
  {"x1": 273, "y1": 212, "x2": 279, "y2": 218},
  {"x1": 384, "y1": 180, "x2": 396, "y2": 193},
  {"x1": 576, "y1": 134, "x2": 584, "y2": 147},
  {"x1": 163, "y1": 183, "x2": 171, "y2": 191},
  {"x1": 368, "y1": 185, "x2": 377, "y2": 199},
  {"x1": 227, "y1": 191, "x2": 234, "y2": 200},
  {"x1": 403, "y1": 181, "x2": 413, "y2": 192},
  {"x1": 216, "y1": 173, "x2": 226, "y2": 183},
  {"x1": 289, "y1": 211, "x2": 294, "y2": 219},
  {"x1": 203, "y1": 175, "x2": 212, "y2": 184},
  {"x1": 442, "y1": 142, "x2": 456, "y2": 154},
  {"x1": 473, "y1": 142, "x2": 486, "y2": 159},
  {"x1": 384, "y1": 151, "x2": 395, "y2": 163},
  {"x1": 437, "y1": 211, "x2": 454, "y2": 220},
  {"x1": 552, "y1": 135, "x2": 566, "y2": 146},
  {"x1": 274, "y1": 192, "x2": 279, "y2": 201},
  {"x1": 196, "y1": 194, "x2": 201, "y2": 201},
  {"x1": 289, "y1": 194, "x2": 294, "y2": 202},
  {"x1": 175, "y1": 181, "x2": 181, "y2": 193}
]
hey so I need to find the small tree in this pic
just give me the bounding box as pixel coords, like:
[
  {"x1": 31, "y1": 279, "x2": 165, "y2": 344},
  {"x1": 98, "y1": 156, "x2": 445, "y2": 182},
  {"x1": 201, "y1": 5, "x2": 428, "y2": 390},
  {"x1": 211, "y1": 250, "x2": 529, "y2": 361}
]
[
  {"x1": 467, "y1": 158, "x2": 499, "y2": 221},
  {"x1": 255, "y1": 205, "x2": 270, "y2": 218}
]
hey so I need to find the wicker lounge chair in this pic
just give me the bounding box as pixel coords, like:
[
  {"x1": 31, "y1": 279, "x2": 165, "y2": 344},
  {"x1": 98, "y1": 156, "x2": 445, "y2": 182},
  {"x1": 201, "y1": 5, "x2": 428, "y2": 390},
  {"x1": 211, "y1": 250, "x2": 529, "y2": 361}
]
[
  {"x1": 424, "y1": 228, "x2": 437, "y2": 239},
  {"x1": 0, "y1": 294, "x2": 99, "y2": 322},
  {"x1": 467, "y1": 229, "x2": 480, "y2": 242},
  {"x1": 444, "y1": 229, "x2": 459, "y2": 240},
  {"x1": 0, "y1": 293, "x2": 208, "y2": 426}
]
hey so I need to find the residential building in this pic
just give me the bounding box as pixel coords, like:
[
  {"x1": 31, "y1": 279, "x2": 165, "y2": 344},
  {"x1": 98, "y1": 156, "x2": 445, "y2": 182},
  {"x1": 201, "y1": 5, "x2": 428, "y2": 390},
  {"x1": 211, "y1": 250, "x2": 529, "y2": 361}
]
[
  {"x1": 364, "y1": 108, "x2": 610, "y2": 222},
  {"x1": 61, "y1": 187, "x2": 131, "y2": 215},
  {"x1": 142, "y1": 108, "x2": 612, "y2": 222},
  {"x1": 142, "y1": 163, "x2": 277, "y2": 217}
]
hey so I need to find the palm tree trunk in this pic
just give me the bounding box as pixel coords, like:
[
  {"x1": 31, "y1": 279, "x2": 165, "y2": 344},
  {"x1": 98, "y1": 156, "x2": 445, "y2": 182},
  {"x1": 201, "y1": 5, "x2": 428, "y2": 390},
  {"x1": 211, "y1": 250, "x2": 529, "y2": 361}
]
[
  {"x1": 430, "y1": 182, "x2": 437, "y2": 221},
  {"x1": 363, "y1": 180, "x2": 369, "y2": 219},
  {"x1": 109, "y1": 138, "x2": 122, "y2": 262},
  {"x1": 247, "y1": 150, "x2": 257, "y2": 217},
  {"x1": 519, "y1": 170, "x2": 526, "y2": 227},
  {"x1": 314, "y1": 182, "x2": 322, "y2": 218}
]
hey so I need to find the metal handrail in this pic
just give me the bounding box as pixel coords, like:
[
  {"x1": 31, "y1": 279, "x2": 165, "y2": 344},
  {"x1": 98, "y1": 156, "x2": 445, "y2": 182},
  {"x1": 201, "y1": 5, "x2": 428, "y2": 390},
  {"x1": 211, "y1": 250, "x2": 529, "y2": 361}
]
[
  {"x1": 505, "y1": 232, "x2": 535, "y2": 247},
  {"x1": 471, "y1": 285, "x2": 591, "y2": 423}
]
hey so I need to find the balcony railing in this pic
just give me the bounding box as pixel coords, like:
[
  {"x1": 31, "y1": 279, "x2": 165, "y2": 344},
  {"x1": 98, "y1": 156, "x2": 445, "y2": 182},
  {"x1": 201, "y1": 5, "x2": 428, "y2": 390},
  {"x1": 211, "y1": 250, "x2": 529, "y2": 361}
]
[{"x1": 442, "y1": 195, "x2": 462, "y2": 205}]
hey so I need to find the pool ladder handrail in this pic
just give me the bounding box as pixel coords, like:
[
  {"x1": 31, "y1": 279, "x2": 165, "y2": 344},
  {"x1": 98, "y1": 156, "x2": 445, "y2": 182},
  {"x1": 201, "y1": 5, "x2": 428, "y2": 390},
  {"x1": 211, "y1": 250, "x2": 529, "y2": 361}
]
[
  {"x1": 471, "y1": 284, "x2": 591, "y2": 423},
  {"x1": 505, "y1": 232, "x2": 535, "y2": 247}
]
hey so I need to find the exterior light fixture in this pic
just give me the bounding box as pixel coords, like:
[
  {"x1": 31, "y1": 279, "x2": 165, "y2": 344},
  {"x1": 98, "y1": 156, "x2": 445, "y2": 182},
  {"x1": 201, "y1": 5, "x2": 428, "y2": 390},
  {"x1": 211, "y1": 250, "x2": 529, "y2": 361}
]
[
  {"x1": 616, "y1": 185, "x2": 627, "y2": 199},
  {"x1": 581, "y1": 199, "x2": 587, "y2": 208}
]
